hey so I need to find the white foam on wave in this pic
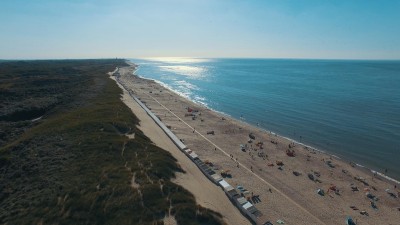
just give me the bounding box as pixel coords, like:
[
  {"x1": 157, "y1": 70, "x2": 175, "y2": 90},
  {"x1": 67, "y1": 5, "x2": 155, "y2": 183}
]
[
  {"x1": 193, "y1": 96, "x2": 208, "y2": 107},
  {"x1": 371, "y1": 170, "x2": 400, "y2": 184},
  {"x1": 139, "y1": 76, "x2": 209, "y2": 109},
  {"x1": 174, "y1": 80, "x2": 200, "y2": 91},
  {"x1": 153, "y1": 80, "x2": 190, "y2": 99}
]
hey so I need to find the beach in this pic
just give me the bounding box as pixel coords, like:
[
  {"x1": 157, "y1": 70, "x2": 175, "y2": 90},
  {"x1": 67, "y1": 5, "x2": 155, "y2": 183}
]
[{"x1": 115, "y1": 63, "x2": 400, "y2": 225}]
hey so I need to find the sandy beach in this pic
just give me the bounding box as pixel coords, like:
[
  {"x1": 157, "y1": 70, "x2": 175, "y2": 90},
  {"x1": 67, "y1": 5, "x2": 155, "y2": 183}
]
[{"x1": 114, "y1": 64, "x2": 400, "y2": 225}]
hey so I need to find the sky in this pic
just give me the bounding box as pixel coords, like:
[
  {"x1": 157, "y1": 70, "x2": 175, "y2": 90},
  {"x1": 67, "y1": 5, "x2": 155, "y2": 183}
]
[{"x1": 0, "y1": 0, "x2": 400, "y2": 60}]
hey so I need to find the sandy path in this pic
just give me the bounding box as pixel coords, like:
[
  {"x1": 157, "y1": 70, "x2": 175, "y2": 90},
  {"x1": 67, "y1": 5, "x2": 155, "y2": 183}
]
[{"x1": 110, "y1": 70, "x2": 250, "y2": 225}]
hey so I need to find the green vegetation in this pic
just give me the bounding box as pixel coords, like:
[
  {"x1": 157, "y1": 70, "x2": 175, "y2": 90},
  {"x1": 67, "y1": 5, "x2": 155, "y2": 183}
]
[{"x1": 0, "y1": 60, "x2": 224, "y2": 225}]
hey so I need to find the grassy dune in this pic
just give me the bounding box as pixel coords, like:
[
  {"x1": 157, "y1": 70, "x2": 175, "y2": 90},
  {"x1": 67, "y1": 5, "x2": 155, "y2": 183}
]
[{"x1": 0, "y1": 60, "x2": 224, "y2": 225}]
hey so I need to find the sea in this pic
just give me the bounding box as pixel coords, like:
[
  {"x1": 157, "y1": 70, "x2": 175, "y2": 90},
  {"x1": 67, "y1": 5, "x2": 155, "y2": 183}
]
[{"x1": 129, "y1": 58, "x2": 400, "y2": 181}]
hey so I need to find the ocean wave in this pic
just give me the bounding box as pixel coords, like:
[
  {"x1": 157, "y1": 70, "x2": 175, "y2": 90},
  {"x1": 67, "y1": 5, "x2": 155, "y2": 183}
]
[
  {"x1": 193, "y1": 96, "x2": 208, "y2": 107},
  {"x1": 174, "y1": 80, "x2": 199, "y2": 91},
  {"x1": 150, "y1": 79, "x2": 191, "y2": 99}
]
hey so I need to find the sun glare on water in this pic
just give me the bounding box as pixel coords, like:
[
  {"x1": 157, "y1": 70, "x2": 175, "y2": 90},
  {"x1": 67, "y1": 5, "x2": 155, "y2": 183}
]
[
  {"x1": 159, "y1": 65, "x2": 207, "y2": 79},
  {"x1": 144, "y1": 57, "x2": 210, "y2": 64}
]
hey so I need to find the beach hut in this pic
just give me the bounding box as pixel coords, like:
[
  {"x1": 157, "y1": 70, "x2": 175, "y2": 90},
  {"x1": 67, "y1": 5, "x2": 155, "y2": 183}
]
[
  {"x1": 189, "y1": 152, "x2": 198, "y2": 160},
  {"x1": 211, "y1": 174, "x2": 223, "y2": 183},
  {"x1": 242, "y1": 202, "x2": 253, "y2": 210},
  {"x1": 184, "y1": 149, "x2": 192, "y2": 156},
  {"x1": 219, "y1": 179, "x2": 234, "y2": 192},
  {"x1": 236, "y1": 197, "x2": 247, "y2": 205},
  {"x1": 219, "y1": 179, "x2": 229, "y2": 188}
]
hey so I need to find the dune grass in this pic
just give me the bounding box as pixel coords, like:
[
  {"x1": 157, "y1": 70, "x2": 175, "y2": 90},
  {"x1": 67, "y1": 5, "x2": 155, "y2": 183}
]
[{"x1": 0, "y1": 59, "x2": 224, "y2": 225}]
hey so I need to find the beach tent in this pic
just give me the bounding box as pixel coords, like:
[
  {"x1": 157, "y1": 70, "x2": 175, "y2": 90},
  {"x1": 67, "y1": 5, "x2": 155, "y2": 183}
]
[{"x1": 346, "y1": 216, "x2": 356, "y2": 225}]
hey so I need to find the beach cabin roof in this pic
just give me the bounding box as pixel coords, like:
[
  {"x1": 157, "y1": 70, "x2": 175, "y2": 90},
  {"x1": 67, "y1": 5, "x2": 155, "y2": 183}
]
[
  {"x1": 211, "y1": 174, "x2": 223, "y2": 182},
  {"x1": 225, "y1": 185, "x2": 234, "y2": 191},
  {"x1": 219, "y1": 180, "x2": 235, "y2": 192},
  {"x1": 237, "y1": 197, "x2": 247, "y2": 205},
  {"x1": 219, "y1": 179, "x2": 234, "y2": 191},
  {"x1": 219, "y1": 180, "x2": 230, "y2": 188},
  {"x1": 243, "y1": 202, "x2": 253, "y2": 210},
  {"x1": 189, "y1": 152, "x2": 198, "y2": 159}
]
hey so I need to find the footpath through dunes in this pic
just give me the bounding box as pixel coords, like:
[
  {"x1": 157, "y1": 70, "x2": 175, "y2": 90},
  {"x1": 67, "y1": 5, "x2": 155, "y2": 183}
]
[
  {"x1": 0, "y1": 60, "x2": 227, "y2": 225},
  {"x1": 118, "y1": 63, "x2": 400, "y2": 225}
]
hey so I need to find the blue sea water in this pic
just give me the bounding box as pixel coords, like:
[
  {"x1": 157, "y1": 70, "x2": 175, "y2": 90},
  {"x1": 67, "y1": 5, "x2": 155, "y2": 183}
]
[{"x1": 130, "y1": 58, "x2": 400, "y2": 180}]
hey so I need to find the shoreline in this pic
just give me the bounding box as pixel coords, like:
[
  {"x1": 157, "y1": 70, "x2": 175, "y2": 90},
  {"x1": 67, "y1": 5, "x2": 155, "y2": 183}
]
[
  {"x1": 124, "y1": 61, "x2": 400, "y2": 224},
  {"x1": 132, "y1": 64, "x2": 399, "y2": 186}
]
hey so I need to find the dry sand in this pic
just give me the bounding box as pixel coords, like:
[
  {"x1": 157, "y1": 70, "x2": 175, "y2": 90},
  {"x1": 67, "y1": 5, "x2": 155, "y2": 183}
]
[{"x1": 113, "y1": 64, "x2": 400, "y2": 225}]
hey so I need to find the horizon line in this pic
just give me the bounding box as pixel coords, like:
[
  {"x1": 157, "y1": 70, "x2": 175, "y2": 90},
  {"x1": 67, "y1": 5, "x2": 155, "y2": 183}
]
[{"x1": 1, "y1": 56, "x2": 400, "y2": 61}]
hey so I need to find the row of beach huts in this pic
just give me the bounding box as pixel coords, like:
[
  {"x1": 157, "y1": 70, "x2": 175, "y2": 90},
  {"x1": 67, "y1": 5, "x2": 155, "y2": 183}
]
[{"x1": 126, "y1": 89, "x2": 268, "y2": 225}]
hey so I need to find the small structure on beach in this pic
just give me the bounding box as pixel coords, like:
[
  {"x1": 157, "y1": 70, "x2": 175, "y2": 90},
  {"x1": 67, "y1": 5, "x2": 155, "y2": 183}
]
[
  {"x1": 221, "y1": 169, "x2": 232, "y2": 178},
  {"x1": 249, "y1": 133, "x2": 256, "y2": 140},
  {"x1": 286, "y1": 149, "x2": 295, "y2": 157}
]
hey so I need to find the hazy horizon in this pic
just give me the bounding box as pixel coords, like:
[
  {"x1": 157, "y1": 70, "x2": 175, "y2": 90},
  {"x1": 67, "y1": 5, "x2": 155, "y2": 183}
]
[
  {"x1": 1, "y1": 0, "x2": 400, "y2": 60},
  {"x1": 2, "y1": 57, "x2": 400, "y2": 62}
]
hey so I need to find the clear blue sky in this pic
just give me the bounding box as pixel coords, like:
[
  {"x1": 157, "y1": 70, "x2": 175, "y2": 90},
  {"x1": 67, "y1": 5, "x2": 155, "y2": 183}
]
[{"x1": 1, "y1": 0, "x2": 400, "y2": 59}]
